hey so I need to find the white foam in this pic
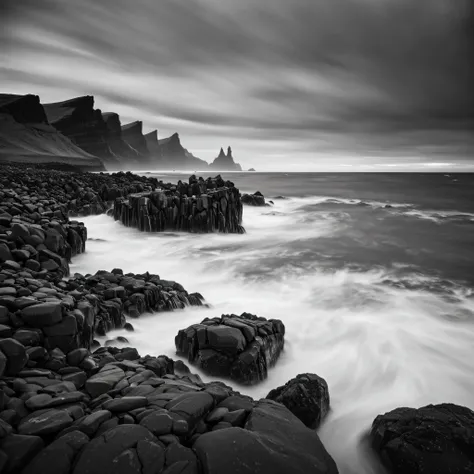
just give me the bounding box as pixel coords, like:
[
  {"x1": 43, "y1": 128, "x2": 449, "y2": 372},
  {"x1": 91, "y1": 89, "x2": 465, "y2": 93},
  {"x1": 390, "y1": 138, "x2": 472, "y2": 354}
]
[{"x1": 72, "y1": 201, "x2": 474, "y2": 474}]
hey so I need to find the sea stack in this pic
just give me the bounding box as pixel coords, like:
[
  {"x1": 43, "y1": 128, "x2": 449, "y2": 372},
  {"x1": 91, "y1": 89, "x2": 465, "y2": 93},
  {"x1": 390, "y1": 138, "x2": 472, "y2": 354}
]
[{"x1": 209, "y1": 146, "x2": 243, "y2": 171}]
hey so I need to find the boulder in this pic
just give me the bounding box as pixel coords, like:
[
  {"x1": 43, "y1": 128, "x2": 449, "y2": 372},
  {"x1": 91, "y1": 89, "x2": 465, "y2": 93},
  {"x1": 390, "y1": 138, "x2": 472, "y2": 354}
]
[
  {"x1": 85, "y1": 365, "x2": 125, "y2": 398},
  {"x1": 21, "y1": 430, "x2": 90, "y2": 474},
  {"x1": 18, "y1": 409, "x2": 74, "y2": 436},
  {"x1": 266, "y1": 373, "x2": 330, "y2": 429},
  {"x1": 0, "y1": 434, "x2": 44, "y2": 474},
  {"x1": 176, "y1": 313, "x2": 285, "y2": 384},
  {"x1": 72, "y1": 425, "x2": 162, "y2": 474},
  {"x1": 370, "y1": 403, "x2": 474, "y2": 474},
  {"x1": 194, "y1": 400, "x2": 338, "y2": 474},
  {"x1": 21, "y1": 302, "x2": 63, "y2": 327},
  {"x1": 0, "y1": 338, "x2": 28, "y2": 375}
]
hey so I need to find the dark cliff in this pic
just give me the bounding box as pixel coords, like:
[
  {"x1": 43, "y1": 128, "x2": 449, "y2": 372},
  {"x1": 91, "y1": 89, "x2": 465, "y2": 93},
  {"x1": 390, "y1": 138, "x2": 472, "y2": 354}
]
[
  {"x1": 0, "y1": 94, "x2": 104, "y2": 171},
  {"x1": 152, "y1": 132, "x2": 209, "y2": 170},
  {"x1": 121, "y1": 120, "x2": 149, "y2": 158},
  {"x1": 43, "y1": 96, "x2": 113, "y2": 160}
]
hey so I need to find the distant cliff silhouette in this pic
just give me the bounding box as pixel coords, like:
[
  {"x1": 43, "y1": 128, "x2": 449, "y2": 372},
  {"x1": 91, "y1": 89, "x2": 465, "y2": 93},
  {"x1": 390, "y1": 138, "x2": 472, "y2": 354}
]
[{"x1": 0, "y1": 92, "x2": 252, "y2": 171}]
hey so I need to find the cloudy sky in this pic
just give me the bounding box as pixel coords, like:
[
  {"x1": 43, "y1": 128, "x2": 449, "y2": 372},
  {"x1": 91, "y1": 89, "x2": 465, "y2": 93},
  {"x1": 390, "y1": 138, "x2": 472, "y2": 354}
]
[{"x1": 2, "y1": 0, "x2": 473, "y2": 171}]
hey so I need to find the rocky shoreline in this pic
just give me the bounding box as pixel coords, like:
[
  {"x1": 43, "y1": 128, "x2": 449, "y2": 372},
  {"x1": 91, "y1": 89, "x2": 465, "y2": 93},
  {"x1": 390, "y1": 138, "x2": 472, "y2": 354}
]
[{"x1": 1, "y1": 163, "x2": 474, "y2": 474}]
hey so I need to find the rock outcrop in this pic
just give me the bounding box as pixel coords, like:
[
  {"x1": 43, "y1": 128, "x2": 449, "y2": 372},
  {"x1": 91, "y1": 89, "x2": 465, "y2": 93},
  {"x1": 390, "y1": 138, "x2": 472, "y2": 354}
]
[
  {"x1": 0, "y1": 95, "x2": 104, "y2": 171},
  {"x1": 370, "y1": 403, "x2": 474, "y2": 474},
  {"x1": 175, "y1": 313, "x2": 285, "y2": 384},
  {"x1": 113, "y1": 174, "x2": 245, "y2": 234},
  {"x1": 266, "y1": 373, "x2": 330, "y2": 429},
  {"x1": 241, "y1": 191, "x2": 267, "y2": 206},
  {"x1": 209, "y1": 146, "x2": 242, "y2": 171}
]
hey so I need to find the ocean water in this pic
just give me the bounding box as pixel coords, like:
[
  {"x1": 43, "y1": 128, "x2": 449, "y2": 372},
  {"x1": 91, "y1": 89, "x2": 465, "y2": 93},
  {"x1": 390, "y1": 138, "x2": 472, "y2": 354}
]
[{"x1": 72, "y1": 172, "x2": 474, "y2": 474}]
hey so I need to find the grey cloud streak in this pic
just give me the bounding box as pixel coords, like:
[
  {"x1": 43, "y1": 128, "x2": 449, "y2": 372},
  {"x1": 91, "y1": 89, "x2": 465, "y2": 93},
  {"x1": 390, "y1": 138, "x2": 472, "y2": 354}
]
[{"x1": 2, "y1": 0, "x2": 473, "y2": 170}]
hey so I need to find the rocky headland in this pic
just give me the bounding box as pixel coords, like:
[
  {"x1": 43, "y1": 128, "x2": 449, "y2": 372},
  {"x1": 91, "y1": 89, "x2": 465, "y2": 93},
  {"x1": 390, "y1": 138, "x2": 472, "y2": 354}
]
[
  {"x1": 1, "y1": 92, "x2": 251, "y2": 172},
  {"x1": 0, "y1": 95, "x2": 104, "y2": 171},
  {"x1": 1, "y1": 162, "x2": 473, "y2": 474}
]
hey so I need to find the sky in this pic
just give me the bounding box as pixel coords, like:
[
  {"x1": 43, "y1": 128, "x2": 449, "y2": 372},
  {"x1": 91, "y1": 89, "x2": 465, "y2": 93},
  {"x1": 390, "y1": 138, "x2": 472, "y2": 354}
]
[{"x1": 1, "y1": 0, "x2": 473, "y2": 171}]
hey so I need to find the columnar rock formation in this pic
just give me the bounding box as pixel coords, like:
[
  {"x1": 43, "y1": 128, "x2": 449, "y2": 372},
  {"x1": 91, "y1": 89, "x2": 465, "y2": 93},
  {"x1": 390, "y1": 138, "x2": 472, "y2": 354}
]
[
  {"x1": 0, "y1": 95, "x2": 104, "y2": 171},
  {"x1": 175, "y1": 313, "x2": 285, "y2": 384},
  {"x1": 209, "y1": 146, "x2": 242, "y2": 171},
  {"x1": 113, "y1": 174, "x2": 245, "y2": 234}
]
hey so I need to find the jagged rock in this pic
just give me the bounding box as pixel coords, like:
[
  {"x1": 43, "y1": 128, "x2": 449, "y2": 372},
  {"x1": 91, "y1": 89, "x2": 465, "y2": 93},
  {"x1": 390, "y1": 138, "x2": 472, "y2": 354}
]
[
  {"x1": 176, "y1": 313, "x2": 285, "y2": 384},
  {"x1": 370, "y1": 403, "x2": 474, "y2": 474},
  {"x1": 266, "y1": 373, "x2": 330, "y2": 429}
]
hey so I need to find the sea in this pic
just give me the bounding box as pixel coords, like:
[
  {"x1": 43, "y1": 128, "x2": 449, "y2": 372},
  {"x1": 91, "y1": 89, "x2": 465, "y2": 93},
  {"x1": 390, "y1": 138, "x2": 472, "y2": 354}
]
[{"x1": 71, "y1": 172, "x2": 474, "y2": 474}]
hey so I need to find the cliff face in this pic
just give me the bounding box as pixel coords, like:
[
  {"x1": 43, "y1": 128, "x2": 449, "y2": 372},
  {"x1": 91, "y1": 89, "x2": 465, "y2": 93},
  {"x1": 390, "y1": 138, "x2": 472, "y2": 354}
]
[
  {"x1": 209, "y1": 146, "x2": 242, "y2": 171},
  {"x1": 43, "y1": 96, "x2": 114, "y2": 160},
  {"x1": 149, "y1": 132, "x2": 209, "y2": 170},
  {"x1": 121, "y1": 120, "x2": 149, "y2": 157},
  {"x1": 0, "y1": 94, "x2": 104, "y2": 171}
]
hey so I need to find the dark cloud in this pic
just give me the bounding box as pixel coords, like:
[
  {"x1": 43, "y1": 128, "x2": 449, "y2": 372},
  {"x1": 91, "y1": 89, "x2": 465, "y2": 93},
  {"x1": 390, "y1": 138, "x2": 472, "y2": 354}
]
[{"x1": 2, "y1": 0, "x2": 473, "y2": 169}]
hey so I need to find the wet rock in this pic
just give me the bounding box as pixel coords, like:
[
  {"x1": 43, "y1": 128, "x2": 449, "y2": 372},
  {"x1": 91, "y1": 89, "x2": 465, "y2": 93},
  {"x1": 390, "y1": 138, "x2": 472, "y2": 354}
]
[
  {"x1": 266, "y1": 373, "x2": 330, "y2": 429},
  {"x1": 21, "y1": 302, "x2": 63, "y2": 327},
  {"x1": 85, "y1": 365, "x2": 125, "y2": 398},
  {"x1": 18, "y1": 408, "x2": 74, "y2": 436},
  {"x1": 370, "y1": 403, "x2": 474, "y2": 474},
  {"x1": 102, "y1": 396, "x2": 148, "y2": 412},
  {"x1": 0, "y1": 434, "x2": 44, "y2": 474},
  {"x1": 0, "y1": 338, "x2": 28, "y2": 375},
  {"x1": 176, "y1": 313, "x2": 285, "y2": 384},
  {"x1": 21, "y1": 430, "x2": 89, "y2": 474},
  {"x1": 72, "y1": 425, "x2": 160, "y2": 474}
]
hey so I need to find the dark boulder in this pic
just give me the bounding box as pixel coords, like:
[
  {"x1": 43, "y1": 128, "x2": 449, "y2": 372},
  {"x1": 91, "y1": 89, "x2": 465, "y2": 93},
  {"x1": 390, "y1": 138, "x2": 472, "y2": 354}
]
[
  {"x1": 266, "y1": 373, "x2": 330, "y2": 429},
  {"x1": 0, "y1": 434, "x2": 44, "y2": 474},
  {"x1": 370, "y1": 403, "x2": 474, "y2": 474},
  {"x1": 175, "y1": 313, "x2": 285, "y2": 385},
  {"x1": 194, "y1": 399, "x2": 338, "y2": 474},
  {"x1": 72, "y1": 425, "x2": 162, "y2": 474}
]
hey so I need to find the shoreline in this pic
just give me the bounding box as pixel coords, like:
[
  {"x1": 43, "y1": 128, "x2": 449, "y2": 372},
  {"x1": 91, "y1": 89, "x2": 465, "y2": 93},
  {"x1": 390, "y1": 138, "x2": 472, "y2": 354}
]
[{"x1": 1, "y1": 163, "x2": 473, "y2": 474}]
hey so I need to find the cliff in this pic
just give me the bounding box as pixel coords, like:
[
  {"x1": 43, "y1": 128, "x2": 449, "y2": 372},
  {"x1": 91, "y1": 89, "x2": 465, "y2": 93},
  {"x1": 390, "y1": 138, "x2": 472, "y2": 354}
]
[
  {"x1": 121, "y1": 120, "x2": 149, "y2": 158},
  {"x1": 209, "y1": 146, "x2": 242, "y2": 171},
  {"x1": 152, "y1": 132, "x2": 209, "y2": 170},
  {"x1": 0, "y1": 94, "x2": 104, "y2": 171},
  {"x1": 102, "y1": 112, "x2": 141, "y2": 165},
  {"x1": 43, "y1": 96, "x2": 114, "y2": 161}
]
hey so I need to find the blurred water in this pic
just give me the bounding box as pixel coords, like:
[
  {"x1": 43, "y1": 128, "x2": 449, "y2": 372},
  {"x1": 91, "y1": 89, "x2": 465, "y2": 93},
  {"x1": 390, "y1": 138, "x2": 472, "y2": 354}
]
[{"x1": 72, "y1": 172, "x2": 474, "y2": 474}]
